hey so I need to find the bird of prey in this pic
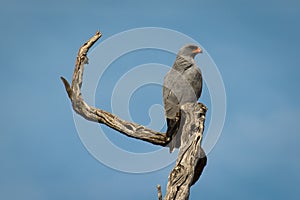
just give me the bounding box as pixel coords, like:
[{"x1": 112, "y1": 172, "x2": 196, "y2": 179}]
[{"x1": 163, "y1": 44, "x2": 203, "y2": 152}]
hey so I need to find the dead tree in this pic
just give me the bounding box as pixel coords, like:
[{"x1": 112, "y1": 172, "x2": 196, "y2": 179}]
[{"x1": 61, "y1": 31, "x2": 208, "y2": 200}]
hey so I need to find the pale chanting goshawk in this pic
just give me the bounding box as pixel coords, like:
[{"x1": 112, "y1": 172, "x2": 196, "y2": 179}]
[{"x1": 163, "y1": 44, "x2": 203, "y2": 152}]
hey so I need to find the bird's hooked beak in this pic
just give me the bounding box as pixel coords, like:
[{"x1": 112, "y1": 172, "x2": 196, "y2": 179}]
[{"x1": 193, "y1": 47, "x2": 203, "y2": 54}]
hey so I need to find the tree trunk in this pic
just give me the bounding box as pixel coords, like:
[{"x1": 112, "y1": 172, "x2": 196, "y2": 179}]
[{"x1": 164, "y1": 103, "x2": 207, "y2": 200}]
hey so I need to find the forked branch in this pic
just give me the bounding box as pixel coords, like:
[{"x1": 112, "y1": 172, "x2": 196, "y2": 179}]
[{"x1": 61, "y1": 31, "x2": 208, "y2": 200}]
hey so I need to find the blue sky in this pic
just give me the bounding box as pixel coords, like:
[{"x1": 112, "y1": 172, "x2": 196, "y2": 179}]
[{"x1": 1, "y1": 0, "x2": 300, "y2": 199}]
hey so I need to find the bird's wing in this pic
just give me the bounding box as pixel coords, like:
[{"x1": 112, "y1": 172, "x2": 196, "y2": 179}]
[
  {"x1": 163, "y1": 56, "x2": 194, "y2": 118},
  {"x1": 184, "y1": 64, "x2": 202, "y2": 100},
  {"x1": 163, "y1": 74, "x2": 180, "y2": 119}
]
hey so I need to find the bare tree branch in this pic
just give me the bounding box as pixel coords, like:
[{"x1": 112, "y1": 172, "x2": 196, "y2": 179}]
[
  {"x1": 61, "y1": 31, "x2": 169, "y2": 146},
  {"x1": 61, "y1": 31, "x2": 208, "y2": 200},
  {"x1": 157, "y1": 185, "x2": 163, "y2": 200}
]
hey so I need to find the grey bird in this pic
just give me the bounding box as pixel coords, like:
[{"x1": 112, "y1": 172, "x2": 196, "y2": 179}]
[{"x1": 163, "y1": 44, "x2": 203, "y2": 152}]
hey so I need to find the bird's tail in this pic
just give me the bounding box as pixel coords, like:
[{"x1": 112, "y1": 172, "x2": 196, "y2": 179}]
[{"x1": 166, "y1": 117, "x2": 181, "y2": 153}]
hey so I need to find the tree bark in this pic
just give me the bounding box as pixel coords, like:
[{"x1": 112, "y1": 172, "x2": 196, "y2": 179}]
[
  {"x1": 61, "y1": 31, "x2": 207, "y2": 200},
  {"x1": 164, "y1": 103, "x2": 207, "y2": 200},
  {"x1": 157, "y1": 185, "x2": 163, "y2": 200},
  {"x1": 61, "y1": 31, "x2": 169, "y2": 146}
]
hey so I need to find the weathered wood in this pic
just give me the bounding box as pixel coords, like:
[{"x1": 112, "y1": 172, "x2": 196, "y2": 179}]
[
  {"x1": 157, "y1": 185, "x2": 163, "y2": 200},
  {"x1": 164, "y1": 103, "x2": 207, "y2": 200},
  {"x1": 61, "y1": 31, "x2": 169, "y2": 146},
  {"x1": 61, "y1": 31, "x2": 208, "y2": 200}
]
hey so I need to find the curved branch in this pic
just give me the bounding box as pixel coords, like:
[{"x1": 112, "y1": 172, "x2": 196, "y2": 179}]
[{"x1": 61, "y1": 31, "x2": 169, "y2": 146}]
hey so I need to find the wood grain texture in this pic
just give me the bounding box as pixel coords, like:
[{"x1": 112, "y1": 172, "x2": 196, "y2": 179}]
[{"x1": 164, "y1": 103, "x2": 207, "y2": 200}]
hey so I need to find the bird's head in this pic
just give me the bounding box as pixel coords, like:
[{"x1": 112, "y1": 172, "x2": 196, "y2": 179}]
[{"x1": 178, "y1": 44, "x2": 202, "y2": 59}]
